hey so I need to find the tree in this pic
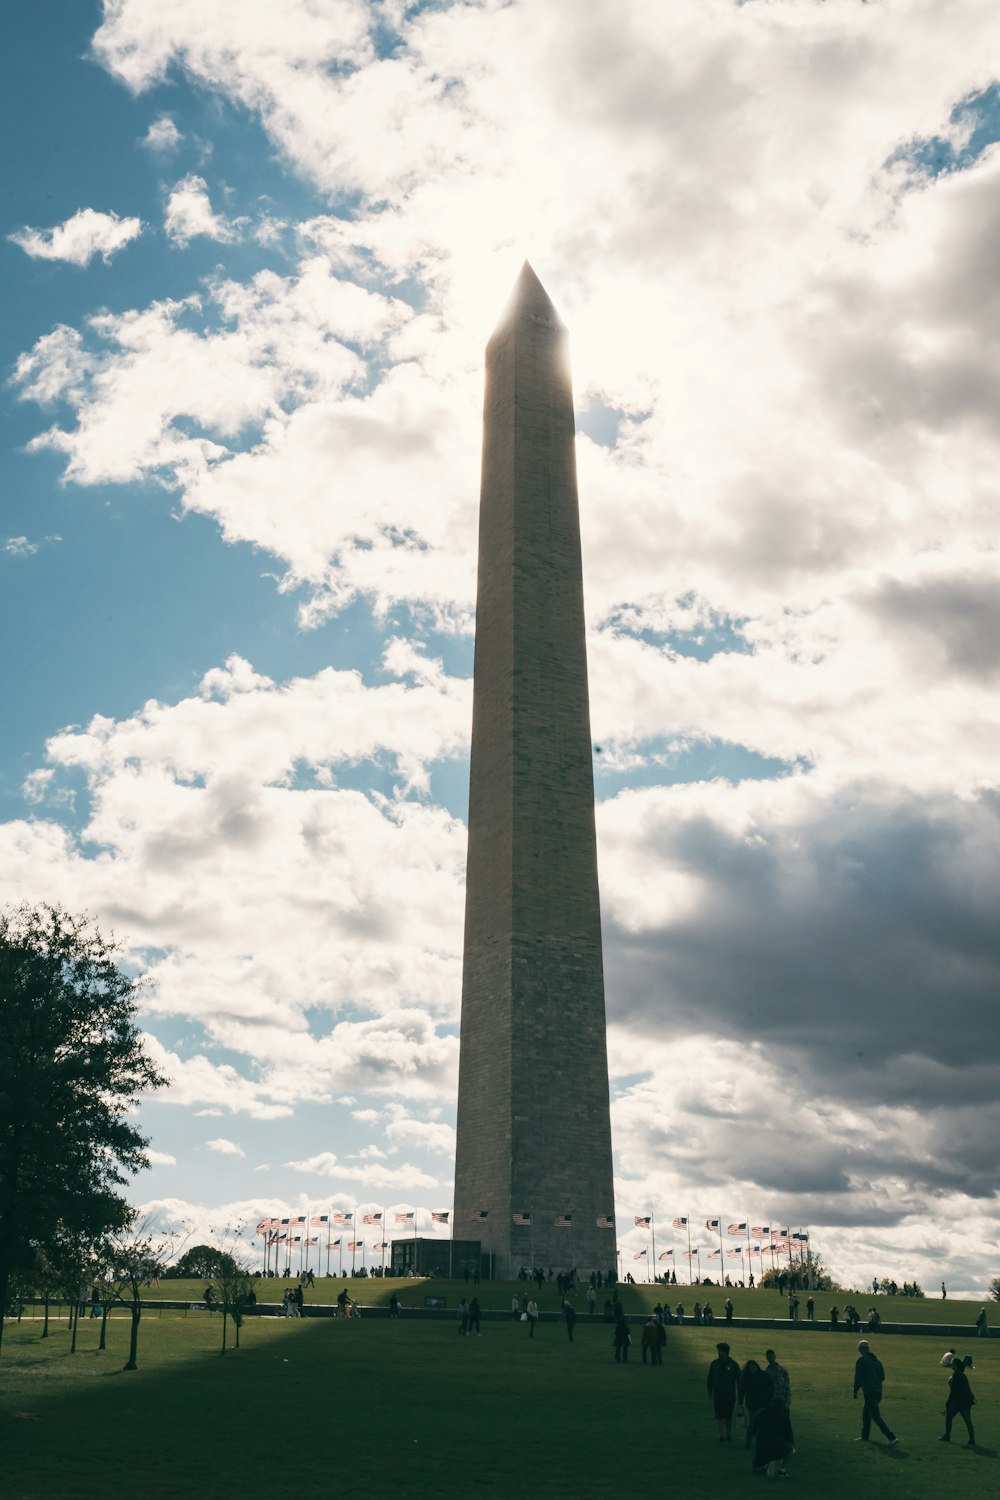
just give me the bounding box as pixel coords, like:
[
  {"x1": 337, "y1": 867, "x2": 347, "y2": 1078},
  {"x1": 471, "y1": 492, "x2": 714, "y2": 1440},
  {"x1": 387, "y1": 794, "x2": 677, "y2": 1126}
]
[
  {"x1": 0, "y1": 904, "x2": 165, "y2": 1356},
  {"x1": 206, "y1": 1227, "x2": 255, "y2": 1355},
  {"x1": 101, "y1": 1216, "x2": 179, "y2": 1370},
  {"x1": 165, "y1": 1244, "x2": 239, "y2": 1280},
  {"x1": 990, "y1": 1277, "x2": 1000, "y2": 1303}
]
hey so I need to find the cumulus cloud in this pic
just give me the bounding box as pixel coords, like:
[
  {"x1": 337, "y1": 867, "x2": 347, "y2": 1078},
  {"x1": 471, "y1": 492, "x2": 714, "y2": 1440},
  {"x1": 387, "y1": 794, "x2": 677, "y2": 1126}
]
[
  {"x1": 164, "y1": 174, "x2": 242, "y2": 246},
  {"x1": 283, "y1": 1151, "x2": 438, "y2": 1189},
  {"x1": 4, "y1": 536, "x2": 38, "y2": 556},
  {"x1": 9, "y1": 208, "x2": 142, "y2": 266},
  {"x1": 206, "y1": 1137, "x2": 245, "y2": 1156},
  {"x1": 142, "y1": 113, "x2": 182, "y2": 151},
  {"x1": 146, "y1": 1149, "x2": 178, "y2": 1166}
]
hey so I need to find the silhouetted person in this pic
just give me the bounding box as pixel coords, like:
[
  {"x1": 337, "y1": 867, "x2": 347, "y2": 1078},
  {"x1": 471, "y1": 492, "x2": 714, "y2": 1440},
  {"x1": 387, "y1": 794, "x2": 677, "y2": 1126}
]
[
  {"x1": 940, "y1": 1358, "x2": 976, "y2": 1446},
  {"x1": 563, "y1": 1299, "x2": 576, "y2": 1342},
  {"x1": 853, "y1": 1340, "x2": 898, "y2": 1445},
  {"x1": 749, "y1": 1396, "x2": 795, "y2": 1477},
  {"x1": 707, "y1": 1341, "x2": 741, "y2": 1441},
  {"x1": 613, "y1": 1315, "x2": 631, "y2": 1362}
]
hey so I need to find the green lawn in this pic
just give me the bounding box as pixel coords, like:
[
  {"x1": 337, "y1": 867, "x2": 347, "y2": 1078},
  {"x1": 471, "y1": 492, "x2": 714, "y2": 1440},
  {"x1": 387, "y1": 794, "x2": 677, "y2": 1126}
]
[{"x1": 1, "y1": 1295, "x2": 996, "y2": 1499}]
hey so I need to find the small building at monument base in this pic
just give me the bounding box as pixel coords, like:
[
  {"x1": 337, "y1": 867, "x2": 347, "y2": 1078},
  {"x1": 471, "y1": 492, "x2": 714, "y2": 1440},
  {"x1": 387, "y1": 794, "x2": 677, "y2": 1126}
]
[{"x1": 390, "y1": 1237, "x2": 487, "y2": 1279}]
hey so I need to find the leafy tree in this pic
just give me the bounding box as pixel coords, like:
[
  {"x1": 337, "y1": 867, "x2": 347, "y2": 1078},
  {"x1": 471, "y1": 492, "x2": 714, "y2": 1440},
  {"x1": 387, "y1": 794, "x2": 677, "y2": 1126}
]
[
  {"x1": 990, "y1": 1277, "x2": 1000, "y2": 1303},
  {"x1": 0, "y1": 904, "x2": 165, "y2": 1356},
  {"x1": 166, "y1": 1244, "x2": 239, "y2": 1280}
]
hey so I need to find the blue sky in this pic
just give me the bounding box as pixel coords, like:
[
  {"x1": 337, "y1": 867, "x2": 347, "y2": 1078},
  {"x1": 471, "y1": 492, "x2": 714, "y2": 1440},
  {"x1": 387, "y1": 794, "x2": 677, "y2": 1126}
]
[{"x1": 2, "y1": 1, "x2": 999, "y2": 1291}]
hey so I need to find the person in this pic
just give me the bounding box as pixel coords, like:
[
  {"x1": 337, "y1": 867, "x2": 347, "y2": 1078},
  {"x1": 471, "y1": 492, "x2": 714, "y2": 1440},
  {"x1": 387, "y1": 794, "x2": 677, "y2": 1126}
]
[
  {"x1": 739, "y1": 1358, "x2": 772, "y2": 1447},
  {"x1": 693, "y1": 1300, "x2": 702, "y2": 1325},
  {"x1": 724, "y1": 1297, "x2": 733, "y2": 1325},
  {"x1": 748, "y1": 1271, "x2": 754, "y2": 1289},
  {"x1": 764, "y1": 1349, "x2": 791, "y2": 1411},
  {"x1": 204, "y1": 1284, "x2": 216, "y2": 1310},
  {"x1": 939, "y1": 1348, "x2": 956, "y2": 1368},
  {"x1": 562, "y1": 1299, "x2": 576, "y2": 1343},
  {"x1": 830, "y1": 1305, "x2": 840, "y2": 1330},
  {"x1": 469, "y1": 1296, "x2": 481, "y2": 1336},
  {"x1": 806, "y1": 1296, "x2": 815, "y2": 1322},
  {"x1": 707, "y1": 1341, "x2": 741, "y2": 1441},
  {"x1": 749, "y1": 1396, "x2": 795, "y2": 1478},
  {"x1": 976, "y1": 1308, "x2": 988, "y2": 1338},
  {"x1": 853, "y1": 1339, "x2": 898, "y2": 1445},
  {"x1": 512, "y1": 1295, "x2": 521, "y2": 1321},
  {"x1": 941, "y1": 1281, "x2": 947, "y2": 1299},
  {"x1": 587, "y1": 1285, "x2": 596, "y2": 1316},
  {"x1": 613, "y1": 1315, "x2": 631, "y2": 1362},
  {"x1": 526, "y1": 1297, "x2": 539, "y2": 1338},
  {"x1": 457, "y1": 1297, "x2": 469, "y2": 1335},
  {"x1": 90, "y1": 1287, "x2": 101, "y2": 1319},
  {"x1": 940, "y1": 1357, "x2": 976, "y2": 1446},
  {"x1": 389, "y1": 1292, "x2": 400, "y2": 1319},
  {"x1": 675, "y1": 1303, "x2": 684, "y2": 1325},
  {"x1": 292, "y1": 1284, "x2": 304, "y2": 1317},
  {"x1": 654, "y1": 1319, "x2": 666, "y2": 1365},
  {"x1": 640, "y1": 1318, "x2": 658, "y2": 1365}
]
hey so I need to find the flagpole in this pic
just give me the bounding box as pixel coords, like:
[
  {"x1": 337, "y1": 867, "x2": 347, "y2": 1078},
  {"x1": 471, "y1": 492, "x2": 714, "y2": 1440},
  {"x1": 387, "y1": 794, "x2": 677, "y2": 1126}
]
[
  {"x1": 650, "y1": 1214, "x2": 656, "y2": 1284},
  {"x1": 687, "y1": 1219, "x2": 692, "y2": 1284}
]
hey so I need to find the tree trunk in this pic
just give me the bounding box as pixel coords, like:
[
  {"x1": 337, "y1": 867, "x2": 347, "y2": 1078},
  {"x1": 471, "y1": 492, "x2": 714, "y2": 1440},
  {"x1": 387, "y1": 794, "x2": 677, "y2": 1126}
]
[
  {"x1": 99, "y1": 1301, "x2": 111, "y2": 1351},
  {"x1": 42, "y1": 1293, "x2": 50, "y2": 1338},
  {"x1": 220, "y1": 1307, "x2": 228, "y2": 1355},
  {"x1": 70, "y1": 1302, "x2": 79, "y2": 1353},
  {"x1": 0, "y1": 1266, "x2": 9, "y2": 1356},
  {"x1": 122, "y1": 1304, "x2": 140, "y2": 1370}
]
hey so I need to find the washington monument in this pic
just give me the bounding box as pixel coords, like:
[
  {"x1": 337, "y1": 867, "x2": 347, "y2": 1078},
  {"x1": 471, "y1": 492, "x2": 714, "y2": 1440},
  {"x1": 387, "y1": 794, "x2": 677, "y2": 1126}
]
[{"x1": 453, "y1": 264, "x2": 616, "y2": 1275}]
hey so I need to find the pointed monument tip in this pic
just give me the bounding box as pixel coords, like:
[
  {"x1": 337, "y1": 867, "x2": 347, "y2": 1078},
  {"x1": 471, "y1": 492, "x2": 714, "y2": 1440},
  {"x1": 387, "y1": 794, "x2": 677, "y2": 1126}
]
[{"x1": 491, "y1": 261, "x2": 563, "y2": 339}]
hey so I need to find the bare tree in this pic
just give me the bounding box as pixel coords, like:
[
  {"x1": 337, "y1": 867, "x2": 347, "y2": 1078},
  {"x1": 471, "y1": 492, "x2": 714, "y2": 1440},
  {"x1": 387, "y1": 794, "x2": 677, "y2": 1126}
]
[
  {"x1": 210, "y1": 1226, "x2": 255, "y2": 1355},
  {"x1": 102, "y1": 1215, "x2": 186, "y2": 1371}
]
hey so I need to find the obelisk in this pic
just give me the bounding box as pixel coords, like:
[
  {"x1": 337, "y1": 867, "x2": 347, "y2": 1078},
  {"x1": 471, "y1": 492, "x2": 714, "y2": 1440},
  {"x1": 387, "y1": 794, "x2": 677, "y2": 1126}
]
[{"x1": 453, "y1": 264, "x2": 616, "y2": 1276}]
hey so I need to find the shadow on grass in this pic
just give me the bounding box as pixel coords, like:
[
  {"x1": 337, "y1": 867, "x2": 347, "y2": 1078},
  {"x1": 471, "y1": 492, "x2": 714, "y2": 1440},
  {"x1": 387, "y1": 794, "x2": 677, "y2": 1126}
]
[{"x1": 2, "y1": 1315, "x2": 992, "y2": 1500}]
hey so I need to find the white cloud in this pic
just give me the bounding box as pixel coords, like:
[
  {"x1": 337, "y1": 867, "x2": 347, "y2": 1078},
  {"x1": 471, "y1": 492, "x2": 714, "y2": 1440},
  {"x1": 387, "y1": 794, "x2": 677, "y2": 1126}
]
[
  {"x1": 9, "y1": 208, "x2": 142, "y2": 266},
  {"x1": 284, "y1": 1150, "x2": 438, "y2": 1189},
  {"x1": 384, "y1": 1116, "x2": 456, "y2": 1158},
  {"x1": 142, "y1": 113, "x2": 182, "y2": 151},
  {"x1": 164, "y1": 174, "x2": 242, "y2": 246},
  {"x1": 4, "y1": 536, "x2": 38, "y2": 556},
  {"x1": 206, "y1": 1137, "x2": 245, "y2": 1156},
  {"x1": 253, "y1": 1163, "x2": 270, "y2": 1173},
  {"x1": 146, "y1": 1149, "x2": 177, "y2": 1166}
]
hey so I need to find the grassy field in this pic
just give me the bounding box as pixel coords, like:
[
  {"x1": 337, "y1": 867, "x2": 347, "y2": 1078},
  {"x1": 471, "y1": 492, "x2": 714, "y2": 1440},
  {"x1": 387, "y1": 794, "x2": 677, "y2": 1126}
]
[{"x1": 1, "y1": 1284, "x2": 996, "y2": 1499}]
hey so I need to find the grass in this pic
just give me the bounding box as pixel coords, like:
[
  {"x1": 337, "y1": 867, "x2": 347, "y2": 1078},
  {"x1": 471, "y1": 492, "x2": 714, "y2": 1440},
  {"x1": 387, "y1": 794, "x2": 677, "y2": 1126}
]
[{"x1": 1, "y1": 1286, "x2": 996, "y2": 1499}]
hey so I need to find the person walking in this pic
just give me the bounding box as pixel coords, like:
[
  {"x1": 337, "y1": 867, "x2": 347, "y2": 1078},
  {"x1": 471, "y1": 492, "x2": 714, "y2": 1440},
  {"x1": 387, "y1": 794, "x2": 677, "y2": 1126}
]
[
  {"x1": 764, "y1": 1349, "x2": 791, "y2": 1411},
  {"x1": 562, "y1": 1299, "x2": 577, "y2": 1343},
  {"x1": 457, "y1": 1297, "x2": 469, "y2": 1335},
  {"x1": 749, "y1": 1396, "x2": 795, "y2": 1478},
  {"x1": 640, "y1": 1318, "x2": 658, "y2": 1365},
  {"x1": 939, "y1": 1357, "x2": 976, "y2": 1446},
  {"x1": 724, "y1": 1297, "x2": 733, "y2": 1325},
  {"x1": 739, "y1": 1358, "x2": 772, "y2": 1448},
  {"x1": 853, "y1": 1339, "x2": 899, "y2": 1445},
  {"x1": 707, "y1": 1341, "x2": 742, "y2": 1442},
  {"x1": 526, "y1": 1297, "x2": 539, "y2": 1338},
  {"x1": 976, "y1": 1308, "x2": 988, "y2": 1338},
  {"x1": 469, "y1": 1296, "x2": 481, "y2": 1336},
  {"x1": 388, "y1": 1292, "x2": 400, "y2": 1318},
  {"x1": 613, "y1": 1315, "x2": 631, "y2": 1362}
]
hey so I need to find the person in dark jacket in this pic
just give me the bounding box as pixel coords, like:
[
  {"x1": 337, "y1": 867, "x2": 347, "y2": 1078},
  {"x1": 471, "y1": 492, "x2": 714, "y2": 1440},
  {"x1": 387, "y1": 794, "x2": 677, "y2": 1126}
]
[
  {"x1": 707, "y1": 1341, "x2": 742, "y2": 1441},
  {"x1": 739, "y1": 1358, "x2": 771, "y2": 1448},
  {"x1": 940, "y1": 1357, "x2": 976, "y2": 1445},
  {"x1": 853, "y1": 1340, "x2": 898, "y2": 1444},
  {"x1": 749, "y1": 1396, "x2": 795, "y2": 1476},
  {"x1": 612, "y1": 1315, "x2": 631, "y2": 1362},
  {"x1": 562, "y1": 1299, "x2": 576, "y2": 1343}
]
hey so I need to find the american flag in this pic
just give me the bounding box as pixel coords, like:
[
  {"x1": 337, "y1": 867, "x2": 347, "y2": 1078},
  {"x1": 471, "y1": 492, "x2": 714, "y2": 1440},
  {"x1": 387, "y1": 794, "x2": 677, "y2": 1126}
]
[
  {"x1": 311, "y1": 1214, "x2": 329, "y2": 1228},
  {"x1": 279, "y1": 1217, "x2": 291, "y2": 1228},
  {"x1": 634, "y1": 1248, "x2": 648, "y2": 1259},
  {"x1": 373, "y1": 1241, "x2": 389, "y2": 1251},
  {"x1": 305, "y1": 1236, "x2": 319, "y2": 1246},
  {"x1": 750, "y1": 1245, "x2": 762, "y2": 1256},
  {"x1": 512, "y1": 1212, "x2": 531, "y2": 1227},
  {"x1": 553, "y1": 1214, "x2": 572, "y2": 1229},
  {"x1": 256, "y1": 1219, "x2": 270, "y2": 1234},
  {"x1": 363, "y1": 1212, "x2": 383, "y2": 1226},
  {"x1": 395, "y1": 1210, "x2": 415, "y2": 1226},
  {"x1": 728, "y1": 1222, "x2": 748, "y2": 1235},
  {"x1": 327, "y1": 1239, "x2": 341, "y2": 1249},
  {"x1": 347, "y1": 1241, "x2": 362, "y2": 1252},
  {"x1": 273, "y1": 1234, "x2": 287, "y2": 1243},
  {"x1": 683, "y1": 1249, "x2": 699, "y2": 1258},
  {"x1": 431, "y1": 1211, "x2": 450, "y2": 1224},
  {"x1": 778, "y1": 1227, "x2": 790, "y2": 1238},
  {"x1": 658, "y1": 1250, "x2": 673, "y2": 1260},
  {"x1": 332, "y1": 1211, "x2": 353, "y2": 1226},
  {"x1": 727, "y1": 1247, "x2": 744, "y2": 1257},
  {"x1": 634, "y1": 1215, "x2": 651, "y2": 1228},
  {"x1": 672, "y1": 1216, "x2": 688, "y2": 1229},
  {"x1": 291, "y1": 1215, "x2": 307, "y2": 1226},
  {"x1": 596, "y1": 1215, "x2": 615, "y2": 1230},
  {"x1": 288, "y1": 1234, "x2": 302, "y2": 1244},
  {"x1": 471, "y1": 1210, "x2": 489, "y2": 1222},
  {"x1": 706, "y1": 1218, "x2": 720, "y2": 1231},
  {"x1": 792, "y1": 1231, "x2": 810, "y2": 1242},
  {"x1": 751, "y1": 1225, "x2": 770, "y2": 1237},
  {"x1": 707, "y1": 1249, "x2": 721, "y2": 1259}
]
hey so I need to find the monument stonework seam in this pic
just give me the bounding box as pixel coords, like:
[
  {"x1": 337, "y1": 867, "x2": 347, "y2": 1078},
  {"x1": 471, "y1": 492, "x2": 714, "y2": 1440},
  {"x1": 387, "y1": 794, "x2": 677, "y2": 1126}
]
[{"x1": 453, "y1": 264, "x2": 617, "y2": 1275}]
